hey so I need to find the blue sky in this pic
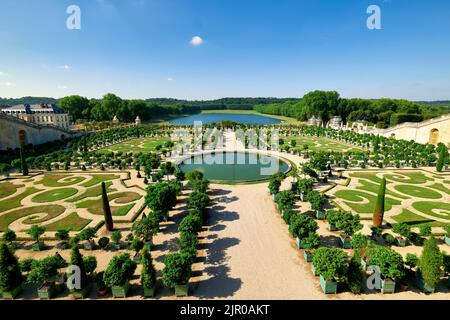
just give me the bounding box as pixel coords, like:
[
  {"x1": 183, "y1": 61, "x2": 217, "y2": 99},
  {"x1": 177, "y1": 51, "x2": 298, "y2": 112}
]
[{"x1": 0, "y1": 0, "x2": 449, "y2": 100}]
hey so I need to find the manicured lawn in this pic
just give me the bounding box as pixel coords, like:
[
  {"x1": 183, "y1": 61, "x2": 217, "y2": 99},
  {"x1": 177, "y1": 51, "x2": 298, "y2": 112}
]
[
  {"x1": 333, "y1": 189, "x2": 401, "y2": 214},
  {"x1": 0, "y1": 205, "x2": 65, "y2": 231},
  {"x1": 429, "y1": 183, "x2": 450, "y2": 195},
  {"x1": 76, "y1": 191, "x2": 141, "y2": 216},
  {"x1": 391, "y1": 209, "x2": 446, "y2": 228},
  {"x1": 357, "y1": 179, "x2": 409, "y2": 200},
  {"x1": 40, "y1": 174, "x2": 86, "y2": 187},
  {"x1": 68, "y1": 181, "x2": 116, "y2": 202},
  {"x1": 384, "y1": 171, "x2": 434, "y2": 184},
  {"x1": 44, "y1": 212, "x2": 92, "y2": 231},
  {"x1": 81, "y1": 174, "x2": 120, "y2": 188},
  {"x1": 31, "y1": 188, "x2": 79, "y2": 203},
  {"x1": 102, "y1": 137, "x2": 170, "y2": 153},
  {"x1": 0, "y1": 187, "x2": 41, "y2": 212},
  {"x1": 288, "y1": 136, "x2": 363, "y2": 152},
  {"x1": 393, "y1": 185, "x2": 442, "y2": 199},
  {"x1": 412, "y1": 201, "x2": 450, "y2": 221},
  {"x1": 0, "y1": 181, "x2": 23, "y2": 199}
]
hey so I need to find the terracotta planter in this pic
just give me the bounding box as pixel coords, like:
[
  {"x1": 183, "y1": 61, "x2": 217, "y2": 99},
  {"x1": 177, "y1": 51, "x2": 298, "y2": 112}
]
[{"x1": 96, "y1": 287, "x2": 109, "y2": 296}]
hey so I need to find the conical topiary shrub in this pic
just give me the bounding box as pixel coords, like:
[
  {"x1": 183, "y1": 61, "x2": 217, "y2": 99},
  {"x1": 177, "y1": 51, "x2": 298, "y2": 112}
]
[
  {"x1": 101, "y1": 182, "x2": 114, "y2": 231},
  {"x1": 372, "y1": 178, "x2": 386, "y2": 227}
]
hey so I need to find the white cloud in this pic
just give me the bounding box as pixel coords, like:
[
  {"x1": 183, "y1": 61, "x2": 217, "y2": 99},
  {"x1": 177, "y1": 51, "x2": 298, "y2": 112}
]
[
  {"x1": 167, "y1": 77, "x2": 174, "y2": 81},
  {"x1": 57, "y1": 85, "x2": 68, "y2": 90},
  {"x1": 57, "y1": 65, "x2": 71, "y2": 70},
  {"x1": 0, "y1": 82, "x2": 15, "y2": 87},
  {"x1": 190, "y1": 36, "x2": 204, "y2": 46},
  {"x1": 0, "y1": 71, "x2": 6, "y2": 76}
]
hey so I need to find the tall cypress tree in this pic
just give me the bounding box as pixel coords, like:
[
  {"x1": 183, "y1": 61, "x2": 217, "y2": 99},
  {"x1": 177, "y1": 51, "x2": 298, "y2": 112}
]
[
  {"x1": 70, "y1": 245, "x2": 88, "y2": 290},
  {"x1": 419, "y1": 236, "x2": 443, "y2": 289},
  {"x1": 436, "y1": 145, "x2": 447, "y2": 172},
  {"x1": 372, "y1": 177, "x2": 386, "y2": 227},
  {"x1": 20, "y1": 147, "x2": 28, "y2": 176},
  {"x1": 102, "y1": 182, "x2": 114, "y2": 231},
  {"x1": 0, "y1": 242, "x2": 23, "y2": 293}
]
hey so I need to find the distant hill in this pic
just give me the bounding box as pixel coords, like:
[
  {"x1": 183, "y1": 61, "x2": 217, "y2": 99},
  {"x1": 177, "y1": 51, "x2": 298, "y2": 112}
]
[{"x1": 0, "y1": 96, "x2": 57, "y2": 106}]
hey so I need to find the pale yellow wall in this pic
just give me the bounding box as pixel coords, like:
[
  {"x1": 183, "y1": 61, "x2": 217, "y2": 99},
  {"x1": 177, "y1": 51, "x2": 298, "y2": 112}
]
[{"x1": 378, "y1": 114, "x2": 450, "y2": 146}]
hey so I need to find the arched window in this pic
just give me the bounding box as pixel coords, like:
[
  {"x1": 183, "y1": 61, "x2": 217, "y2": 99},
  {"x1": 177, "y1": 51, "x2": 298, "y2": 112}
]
[{"x1": 429, "y1": 129, "x2": 439, "y2": 145}]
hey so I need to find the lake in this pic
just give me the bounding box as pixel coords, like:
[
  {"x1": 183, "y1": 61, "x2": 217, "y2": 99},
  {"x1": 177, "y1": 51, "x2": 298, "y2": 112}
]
[{"x1": 169, "y1": 113, "x2": 282, "y2": 125}]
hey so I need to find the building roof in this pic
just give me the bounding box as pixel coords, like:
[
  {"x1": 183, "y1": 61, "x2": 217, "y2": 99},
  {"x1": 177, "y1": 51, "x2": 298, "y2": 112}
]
[{"x1": 0, "y1": 103, "x2": 66, "y2": 114}]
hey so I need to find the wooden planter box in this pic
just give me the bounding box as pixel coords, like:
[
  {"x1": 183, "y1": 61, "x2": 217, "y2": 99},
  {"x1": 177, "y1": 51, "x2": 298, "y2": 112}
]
[
  {"x1": 112, "y1": 283, "x2": 130, "y2": 298},
  {"x1": 2, "y1": 285, "x2": 22, "y2": 299},
  {"x1": 143, "y1": 286, "x2": 156, "y2": 298},
  {"x1": 320, "y1": 275, "x2": 337, "y2": 294},
  {"x1": 327, "y1": 223, "x2": 336, "y2": 231},
  {"x1": 175, "y1": 283, "x2": 189, "y2": 297},
  {"x1": 71, "y1": 284, "x2": 92, "y2": 299},
  {"x1": 315, "y1": 210, "x2": 326, "y2": 220},
  {"x1": 32, "y1": 242, "x2": 45, "y2": 251},
  {"x1": 290, "y1": 182, "x2": 298, "y2": 193},
  {"x1": 38, "y1": 283, "x2": 56, "y2": 299},
  {"x1": 339, "y1": 235, "x2": 351, "y2": 249},
  {"x1": 304, "y1": 251, "x2": 313, "y2": 263},
  {"x1": 444, "y1": 236, "x2": 450, "y2": 246},
  {"x1": 311, "y1": 263, "x2": 319, "y2": 276},
  {"x1": 299, "y1": 193, "x2": 307, "y2": 202},
  {"x1": 360, "y1": 258, "x2": 368, "y2": 271},
  {"x1": 415, "y1": 277, "x2": 435, "y2": 293},
  {"x1": 83, "y1": 241, "x2": 95, "y2": 250},
  {"x1": 395, "y1": 237, "x2": 407, "y2": 247},
  {"x1": 296, "y1": 237, "x2": 305, "y2": 249},
  {"x1": 381, "y1": 278, "x2": 396, "y2": 294}
]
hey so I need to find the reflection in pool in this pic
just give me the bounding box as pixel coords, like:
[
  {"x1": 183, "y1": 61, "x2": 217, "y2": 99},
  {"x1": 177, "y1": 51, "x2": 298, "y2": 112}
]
[{"x1": 178, "y1": 152, "x2": 289, "y2": 182}]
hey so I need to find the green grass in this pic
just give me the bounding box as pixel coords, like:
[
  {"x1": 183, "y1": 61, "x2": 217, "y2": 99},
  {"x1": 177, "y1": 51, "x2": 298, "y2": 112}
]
[
  {"x1": 333, "y1": 189, "x2": 401, "y2": 214},
  {"x1": 31, "y1": 188, "x2": 79, "y2": 203},
  {"x1": 67, "y1": 181, "x2": 116, "y2": 202},
  {"x1": 384, "y1": 171, "x2": 434, "y2": 184},
  {"x1": 412, "y1": 201, "x2": 450, "y2": 221},
  {"x1": 76, "y1": 191, "x2": 141, "y2": 216},
  {"x1": 356, "y1": 179, "x2": 409, "y2": 200},
  {"x1": 0, "y1": 205, "x2": 65, "y2": 231},
  {"x1": 100, "y1": 137, "x2": 170, "y2": 153},
  {"x1": 44, "y1": 212, "x2": 92, "y2": 231},
  {"x1": 288, "y1": 136, "x2": 363, "y2": 152},
  {"x1": 393, "y1": 185, "x2": 442, "y2": 199},
  {"x1": 40, "y1": 174, "x2": 86, "y2": 187},
  {"x1": 429, "y1": 183, "x2": 450, "y2": 195},
  {"x1": 81, "y1": 174, "x2": 120, "y2": 188},
  {"x1": 391, "y1": 209, "x2": 446, "y2": 228},
  {"x1": 0, "y1": 187, "x2": 41, "y2": 212},
  {"x1": 0, "y1": 181, "x2": 23, "y2": 199}
]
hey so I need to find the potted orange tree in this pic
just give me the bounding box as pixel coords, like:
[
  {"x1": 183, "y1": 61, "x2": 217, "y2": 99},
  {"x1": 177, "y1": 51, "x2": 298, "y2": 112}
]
[
  {"x1": 312, "y1": 247, "x2": 349, "y2": 294},
  {"x1": 306, "y1": 191, "x2": 327, "y2": 220},
  {"x1": 103, "y1": 253, "x2": 137, "y2": 298},
  {"x1": 336, "y1": 211, "x2": 362, "y2": 249},
  {"x1": 367, "y1": 246, "x2": 405, "y2": 294},
  {"x1": 289, "y1": 214, "x2": 318, "y2": 249},
  {"x1": 141, "y1": 247, "x2": 157, "y2": 298},
  {"x1": 27, "y1": 254, "x2": 67, "y2": 299},
  {"x1": 162, "y1": 252, "x2": 192, "y2": 297}
]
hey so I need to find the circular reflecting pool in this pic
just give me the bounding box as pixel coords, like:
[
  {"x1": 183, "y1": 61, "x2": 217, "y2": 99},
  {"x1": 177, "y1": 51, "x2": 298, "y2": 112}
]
[{"x1": 178, "y1": 151, "x2": 290, "y2": 183}]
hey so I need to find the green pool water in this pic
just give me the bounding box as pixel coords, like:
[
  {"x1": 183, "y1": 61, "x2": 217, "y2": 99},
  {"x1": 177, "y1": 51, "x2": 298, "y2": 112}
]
[{"x1": 178, "y1": 151, "x2": 290, "y2": 183}]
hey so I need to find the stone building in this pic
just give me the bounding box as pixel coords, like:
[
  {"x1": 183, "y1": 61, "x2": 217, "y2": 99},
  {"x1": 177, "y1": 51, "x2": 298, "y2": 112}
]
[
  {"x1": 328, "y1": 116, "x2": 343, "y2": 129},
  {"x1": 308, "y1": 115, "x2": 323, "y2": 127},
  {"x1": 0, "y1": 103, "x2": 70, "y2": 129}
]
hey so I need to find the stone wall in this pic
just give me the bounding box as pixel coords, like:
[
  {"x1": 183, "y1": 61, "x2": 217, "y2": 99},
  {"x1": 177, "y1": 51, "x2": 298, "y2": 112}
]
[
  {"x1": 0, "y1": 113, "x2": 82, "y2": 150},
  {"x1": 377, "y1": 114, "x2": 450, "y2": 145}
]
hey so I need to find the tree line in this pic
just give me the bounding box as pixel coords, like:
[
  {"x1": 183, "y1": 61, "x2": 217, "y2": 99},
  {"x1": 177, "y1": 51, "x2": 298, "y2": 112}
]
[{"x1": 255, "y1": 91, "x2": 450, "y2": 128}]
